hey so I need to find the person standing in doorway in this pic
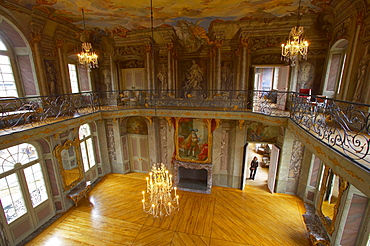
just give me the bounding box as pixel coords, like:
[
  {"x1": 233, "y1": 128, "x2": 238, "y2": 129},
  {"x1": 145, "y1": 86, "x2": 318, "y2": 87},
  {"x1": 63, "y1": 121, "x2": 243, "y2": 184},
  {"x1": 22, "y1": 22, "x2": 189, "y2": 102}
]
[{"x1": 249, "y1": 156, "x2": 259, "y2": 180}]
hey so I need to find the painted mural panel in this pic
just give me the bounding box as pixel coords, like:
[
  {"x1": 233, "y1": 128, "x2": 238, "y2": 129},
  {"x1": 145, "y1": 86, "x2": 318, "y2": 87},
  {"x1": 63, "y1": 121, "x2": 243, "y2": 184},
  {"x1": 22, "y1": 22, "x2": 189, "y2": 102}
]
[
  {"x1": 246, "y1": 121, "x2": 278, "y2": 142},
  {"x1": 176, "y1": 118, "x2": 211, "y2": 163}
]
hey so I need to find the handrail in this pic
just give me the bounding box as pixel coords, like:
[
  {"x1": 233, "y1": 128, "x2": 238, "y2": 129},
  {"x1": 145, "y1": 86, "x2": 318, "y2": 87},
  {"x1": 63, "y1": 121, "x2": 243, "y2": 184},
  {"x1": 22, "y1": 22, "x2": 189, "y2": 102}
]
[{"x1": 0, "y1": 90, "x2": 369, "y2": 169}]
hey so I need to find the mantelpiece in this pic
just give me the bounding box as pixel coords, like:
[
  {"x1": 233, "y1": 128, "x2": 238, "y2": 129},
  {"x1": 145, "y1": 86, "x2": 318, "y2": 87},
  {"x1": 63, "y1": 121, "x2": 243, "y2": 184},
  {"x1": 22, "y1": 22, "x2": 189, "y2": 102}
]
[{"x1": 174, "y1": 160, "x2": 213, "y2": 194}]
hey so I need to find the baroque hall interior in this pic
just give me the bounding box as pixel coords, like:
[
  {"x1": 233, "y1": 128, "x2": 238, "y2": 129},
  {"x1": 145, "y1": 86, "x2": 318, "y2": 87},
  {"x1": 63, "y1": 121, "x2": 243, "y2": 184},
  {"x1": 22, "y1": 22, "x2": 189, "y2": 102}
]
[{"x1": 0, "y1": 0, "x2": 369, "y2": 245}]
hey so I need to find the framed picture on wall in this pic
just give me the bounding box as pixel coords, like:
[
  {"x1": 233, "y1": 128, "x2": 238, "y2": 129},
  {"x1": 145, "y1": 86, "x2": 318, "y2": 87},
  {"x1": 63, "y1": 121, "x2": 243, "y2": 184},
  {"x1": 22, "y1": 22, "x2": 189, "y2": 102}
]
[{"x1": 175, "y1": 117, "x2": 212, "y2": 163}]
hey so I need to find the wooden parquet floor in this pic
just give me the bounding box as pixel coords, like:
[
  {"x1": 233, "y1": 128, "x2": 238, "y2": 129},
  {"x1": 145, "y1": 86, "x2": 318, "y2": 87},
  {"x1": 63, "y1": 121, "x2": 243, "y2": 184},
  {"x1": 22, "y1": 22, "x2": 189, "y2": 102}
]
[{"x1": 25, "y1": 173, "x2": 309, "y2": 246}]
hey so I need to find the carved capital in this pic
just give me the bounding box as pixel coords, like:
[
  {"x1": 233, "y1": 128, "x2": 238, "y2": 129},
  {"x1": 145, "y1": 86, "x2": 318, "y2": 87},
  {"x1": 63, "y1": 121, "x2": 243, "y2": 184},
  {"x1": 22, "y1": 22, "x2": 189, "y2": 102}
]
[
  {"x1": 165, "y1": 117, "x2": 173, "y2": 127},
  {"x1": 55, "y1": 38, "x2": 65, "y2": 49},
  {"x1": 166, "y1": 42, "x2": 174, "y2": 51},
  {"x1": 30, "y1": 30, "x2": 42, "y2": 45},
  {"x1": 145, "y1": 44, "x2": 152, "y2": 53},
  {"x1": 214, "y1": 119, "x2": 221, "y2": 129},
  {"x1": 145, "y1": 116, "x2": 153, "y2": 125},
  {"x1": 240, "y1": 37, "x2": 249, "y2": 48},
  {"x1": 238, "y1": 120, "x2": 244, "y2": 129}
]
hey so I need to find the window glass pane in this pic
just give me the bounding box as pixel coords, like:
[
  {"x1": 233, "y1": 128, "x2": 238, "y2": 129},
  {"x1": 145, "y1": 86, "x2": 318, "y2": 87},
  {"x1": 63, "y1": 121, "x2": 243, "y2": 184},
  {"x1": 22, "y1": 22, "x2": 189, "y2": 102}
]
[
  {"x1": 0, "y1": 56, "x2": 10, "y2": 65},
  {"x1": 0, "y1": 39, "x2": 7, "y2": 51},
  {"x1": 68, "y1": 64, "x2": 79, "y2": 93},
  {"x1": 0, "y1": 143, "x2": 38, "y2": 174},
  {"x1": 0, "y1": 64, "x2": 12, "y2": 73},
  {"x1": 86, "y1": 138, "x2": 96, "y2": 168},
  {"x1": 80, "y1": 142, "x2": 89, "y2": 171},
  {"x1": 0, "y1": 174, "x2": 27, "y2": 223},
  {"x1": 79, "y1": 123, "x2": 91, "y2": 139},
  {"x1": 24, "y1": 163, "x2": 48, "y2": 207},
  {"x1": 0, "y1": 55, "x2": 18, "y2": 97}
]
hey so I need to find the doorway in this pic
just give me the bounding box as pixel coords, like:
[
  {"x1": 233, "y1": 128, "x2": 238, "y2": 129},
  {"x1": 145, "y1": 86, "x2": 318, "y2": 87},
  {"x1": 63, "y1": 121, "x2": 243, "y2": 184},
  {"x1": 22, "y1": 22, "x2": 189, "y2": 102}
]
[
  {"x1": 242, "y1": 143, "x2": 271, "y2": 190},
  {"x1": 253, "y1": 66, "x2": 290, "y2": 111}
]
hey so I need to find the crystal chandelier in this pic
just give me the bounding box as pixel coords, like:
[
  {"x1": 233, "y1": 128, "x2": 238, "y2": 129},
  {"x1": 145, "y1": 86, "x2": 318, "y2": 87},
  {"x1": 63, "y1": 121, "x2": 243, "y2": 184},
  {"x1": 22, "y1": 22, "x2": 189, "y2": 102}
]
[
  {"x1": 281, "y1": 0, "x2": 308, "y2": 66},
  {"x1": 142, "y1": 163, "x2": 179, "y2": 219},
  {"x1": 77, "y1": 9, "x2": 98, "y2": 68}
]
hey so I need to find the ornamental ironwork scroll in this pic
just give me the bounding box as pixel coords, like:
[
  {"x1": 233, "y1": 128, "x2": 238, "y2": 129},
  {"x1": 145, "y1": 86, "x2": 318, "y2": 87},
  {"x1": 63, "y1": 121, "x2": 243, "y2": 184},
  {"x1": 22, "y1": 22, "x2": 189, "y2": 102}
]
[{"x1": 291, "y1": 95, "x2": 370, "y2": 165}]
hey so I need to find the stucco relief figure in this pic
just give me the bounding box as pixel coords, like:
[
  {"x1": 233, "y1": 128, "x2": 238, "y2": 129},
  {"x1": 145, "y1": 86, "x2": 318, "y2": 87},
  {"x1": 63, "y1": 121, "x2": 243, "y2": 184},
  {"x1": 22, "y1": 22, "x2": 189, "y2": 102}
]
[
  {"x1": 221, "y1": 64, "x2": 233, "y2": 91},
  {"x1": 175, "y1": 20, "x2": 201, "y2": 53},
  {"x1": 102, "y1": 68, "x2": 111, "y2": 91},
  {"x1": 157, "y1": 66, "x2": 168, "y2": 91},
  {"x1": 184, "y1": 60, "x2": 203, "y2": 90},
  {"x1": 298, "y1": 61, "x2": 313, "y2": 88},
  {"x1": 45, "y1": 60, "x2": 56, "y2": 95},
  {"x1": 354, "y1": 44, "x2": 370, "y2": 102}
]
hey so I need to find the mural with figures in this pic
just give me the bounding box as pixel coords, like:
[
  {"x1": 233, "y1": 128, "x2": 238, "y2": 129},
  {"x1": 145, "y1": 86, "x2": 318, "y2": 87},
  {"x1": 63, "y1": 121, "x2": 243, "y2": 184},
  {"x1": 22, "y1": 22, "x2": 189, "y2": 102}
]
[
  {"x1": 176, "y1": 118, "x2": 211, "y2": 163},
  {"x1": 10, "y1": 1, "x2": 328, "y2": 31},
  {"x1": 246, "y1": 121, "x2": 278, "y2": 142}
]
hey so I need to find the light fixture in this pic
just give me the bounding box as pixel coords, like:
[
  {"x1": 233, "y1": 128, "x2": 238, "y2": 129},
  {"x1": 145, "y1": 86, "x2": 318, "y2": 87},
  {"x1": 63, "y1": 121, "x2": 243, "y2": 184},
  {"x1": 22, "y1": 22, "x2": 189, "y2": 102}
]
[
  {"x1": 142, "y1": 163, "x2": 179, "y2": 219},
  {"x1": 77, "y1": 8, "x2": 98, "y2": 68},
  {"x1": 281, "y1": 0, "x2": 309, "y2": 66}
]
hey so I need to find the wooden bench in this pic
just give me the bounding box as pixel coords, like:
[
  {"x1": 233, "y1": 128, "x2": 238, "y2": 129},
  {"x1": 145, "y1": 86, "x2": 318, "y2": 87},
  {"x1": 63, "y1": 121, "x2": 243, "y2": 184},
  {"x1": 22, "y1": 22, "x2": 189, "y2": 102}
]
[{"x1": 67, "y1": 181, "x2": 91, "y2": 206}]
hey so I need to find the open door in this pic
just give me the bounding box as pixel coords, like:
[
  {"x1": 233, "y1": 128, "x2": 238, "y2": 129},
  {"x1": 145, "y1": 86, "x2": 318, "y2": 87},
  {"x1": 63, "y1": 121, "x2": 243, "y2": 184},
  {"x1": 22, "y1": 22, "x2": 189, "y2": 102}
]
[
  {"x1": 240, "y1": 143, "x2": 249, "y2": 190},
  {"x1": 276, "y1": 66, "x2": 289, "y2": 110},
  {"x1": 268, "y1": 145, "x2": 280, "y2": 193}
]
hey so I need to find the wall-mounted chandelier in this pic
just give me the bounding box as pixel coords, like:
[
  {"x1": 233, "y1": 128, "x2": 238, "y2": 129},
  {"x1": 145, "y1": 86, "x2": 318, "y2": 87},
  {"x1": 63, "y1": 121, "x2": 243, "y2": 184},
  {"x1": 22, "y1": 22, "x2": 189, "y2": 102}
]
[
  {"x1": 281, "y1": 0, "x2": 308, "y2": 66},
  {"x1": 142, "y1": 163, "x2": 179, "y2": 219},
  {"x1": 77, "y1": 8, "x2": 98, "y2": 68}
]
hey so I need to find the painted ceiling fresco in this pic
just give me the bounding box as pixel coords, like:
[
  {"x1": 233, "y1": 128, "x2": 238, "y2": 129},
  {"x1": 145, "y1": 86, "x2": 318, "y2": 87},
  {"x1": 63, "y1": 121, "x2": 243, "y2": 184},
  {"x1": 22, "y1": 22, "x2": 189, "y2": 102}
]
[{"x1": 9, "y1": 0, "x2": 330, "y2": 31}]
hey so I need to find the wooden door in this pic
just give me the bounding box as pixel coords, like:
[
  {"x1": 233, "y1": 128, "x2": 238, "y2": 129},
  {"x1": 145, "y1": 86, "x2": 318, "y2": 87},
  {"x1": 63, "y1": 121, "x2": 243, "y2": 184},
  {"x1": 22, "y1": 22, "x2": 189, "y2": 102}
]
[
  {"x1": 121, "y1": 68, "x2": 146, "y2": 90},
  {"x1": 128, "y1": 134, "x2": 149, "y2": 173},
  {"x1": 276, "y1": 66, "x2": 289, "y2": 110},
  {"x1": 268, "y1": 145, "x2": 280, "y2": 193}
]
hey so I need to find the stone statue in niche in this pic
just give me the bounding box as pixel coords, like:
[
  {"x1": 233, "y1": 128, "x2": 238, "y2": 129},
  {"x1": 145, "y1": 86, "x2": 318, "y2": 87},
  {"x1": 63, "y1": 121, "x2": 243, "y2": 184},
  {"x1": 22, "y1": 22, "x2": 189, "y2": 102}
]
[
  {"x1": 184, "y1": 60, "x2": 203, "y2": 90},
  {"x1": 353, "y1": 44, "x2": 370, "y2": 102},
  {"x1": 221, "y1": 63, "x2": 233, "y2": 91},
  {"x1": 157, "y1": 65, "x2": 168, "y2": 91},
  {"x1": 298, "y1": 61, "x2": 314, "y2": 89},
  {"x1": 44, "y1": 59, "x2": 57, "y2": 95},
  {"x1": 102, "y1": 68, "x2": 111, "y2": 91},
  {"x1": 107, "y1": 125, "x2": 116, "y2": 161}
]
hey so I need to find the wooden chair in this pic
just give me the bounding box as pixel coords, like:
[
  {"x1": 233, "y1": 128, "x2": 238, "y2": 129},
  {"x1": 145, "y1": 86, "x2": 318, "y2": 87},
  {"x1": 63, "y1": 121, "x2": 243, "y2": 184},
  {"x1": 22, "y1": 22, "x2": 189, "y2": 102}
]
[{"x1": 299, "y1": 88, "x2": 312, "y2": 102}]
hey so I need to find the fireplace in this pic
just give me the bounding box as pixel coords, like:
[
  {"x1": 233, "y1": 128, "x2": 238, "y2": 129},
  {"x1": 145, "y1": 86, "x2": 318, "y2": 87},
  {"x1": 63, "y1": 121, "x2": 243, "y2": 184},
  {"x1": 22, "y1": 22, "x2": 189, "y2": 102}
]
[{"x1": 174, "y1": 161, "x2": 213, "y2": 194}]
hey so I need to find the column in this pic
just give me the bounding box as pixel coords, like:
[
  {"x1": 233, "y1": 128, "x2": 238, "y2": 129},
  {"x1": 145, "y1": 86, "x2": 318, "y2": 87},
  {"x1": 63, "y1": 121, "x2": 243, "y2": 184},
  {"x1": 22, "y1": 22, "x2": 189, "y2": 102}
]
[
  {"x1": 208, "y1": 48, "x2": 216, "y2": 95},
  {"x1": 239, "y1": 36, "x2": 249, "y2": 93},
  {"x1": 96, "y1": 119, "x2": 112, "y2": 175},
  {"x1": 30, "y1": 30, "x2": 48, "y2": 96},
  {"x1": 167, "y1": 42, "x2": 173, "y2": 93},
  {"x1": 342, "y1": 10, "x2": 364, "y2": 101},
  {"x1": 145, "y1": 44, "x2": 153, "y2": 91},
  {"x1": 55, "y1": 38, "x2": 70, "y2": 94},
  {"x1": 275, "y1": 127, "x2": 295, "y2": 193},
  {"x1": 215, "y1": 40, "x2": 223, "y2": 93}
]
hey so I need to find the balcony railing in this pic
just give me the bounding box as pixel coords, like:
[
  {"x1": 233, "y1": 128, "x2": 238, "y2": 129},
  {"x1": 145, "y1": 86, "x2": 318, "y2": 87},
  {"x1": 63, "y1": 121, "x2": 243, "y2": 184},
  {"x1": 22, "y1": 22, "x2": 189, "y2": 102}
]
[{"x1": 0, "y1": 90, "x2": 369, "y2": 170}]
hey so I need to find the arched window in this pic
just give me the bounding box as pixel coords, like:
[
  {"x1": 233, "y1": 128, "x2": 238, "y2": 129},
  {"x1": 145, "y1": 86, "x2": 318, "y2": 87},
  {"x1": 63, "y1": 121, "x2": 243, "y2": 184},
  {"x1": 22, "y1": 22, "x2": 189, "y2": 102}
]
[
  {"x1": 0, "y1": 38, "x2": 18, "y2": 97},
  {"x1": 0, "y1": 143, "x2": 48, "y2": 224},
  {"x1": 322, "y1": 39, "x2": 348, "y2": 98},
  {"x1": 68, "y1": 59, "x2": 91, "y2": 93},
  {"x1": 79, "y1": 123, "x2": 96, "y2": 172}
]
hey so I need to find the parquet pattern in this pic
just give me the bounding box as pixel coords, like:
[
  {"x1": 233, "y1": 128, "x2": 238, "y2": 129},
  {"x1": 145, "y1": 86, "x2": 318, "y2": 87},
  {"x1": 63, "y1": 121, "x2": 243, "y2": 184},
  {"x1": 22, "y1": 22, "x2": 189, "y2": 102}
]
[{"x1": 26, "y1": 173, "x2": 309, "y2": 246}]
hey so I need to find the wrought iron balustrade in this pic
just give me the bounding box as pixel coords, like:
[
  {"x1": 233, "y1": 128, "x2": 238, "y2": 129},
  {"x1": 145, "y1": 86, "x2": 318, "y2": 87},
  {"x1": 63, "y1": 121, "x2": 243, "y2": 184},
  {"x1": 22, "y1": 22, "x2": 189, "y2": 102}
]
[
  {"x1": 0, "y1": 90, "x2": 369, "y2": 169},
  {"x1": 291, "y1": 94, "x2": 370, "y2": 168}
]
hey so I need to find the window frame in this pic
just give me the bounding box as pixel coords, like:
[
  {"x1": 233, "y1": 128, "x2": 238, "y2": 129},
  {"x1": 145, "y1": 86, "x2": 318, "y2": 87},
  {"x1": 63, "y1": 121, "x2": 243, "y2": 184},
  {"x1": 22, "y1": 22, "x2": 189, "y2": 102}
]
[
  {"x1": 79, "y1": 123, "x2": 96, "y2": 172},
  {"x1": 0, "y1": 34, "x2": 23, "y2": 97},
  {"x1": 0, "y1": 143, "x2": 50, "y2": 224}
]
